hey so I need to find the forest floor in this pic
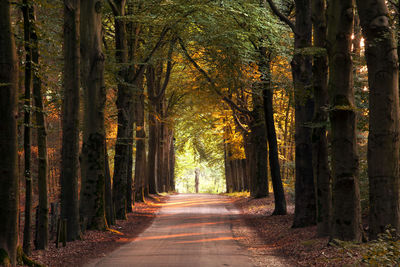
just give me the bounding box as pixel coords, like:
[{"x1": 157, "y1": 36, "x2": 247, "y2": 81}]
[
  {"x1": 22, "y1": 195, "x2": 167, "y2": 267},
  {"x1": 230, "y1": 194, "x2": 364, "y2": 266}
]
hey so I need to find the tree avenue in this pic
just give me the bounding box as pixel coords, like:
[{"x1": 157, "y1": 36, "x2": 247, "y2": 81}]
[{"x1": 0, "y1": 0, "x2": 399, "y2": 265}]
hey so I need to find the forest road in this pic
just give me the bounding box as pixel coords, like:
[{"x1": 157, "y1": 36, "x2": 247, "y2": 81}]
[{"x1": 86, "y1": 194, "x2": 255, "y2": 267}]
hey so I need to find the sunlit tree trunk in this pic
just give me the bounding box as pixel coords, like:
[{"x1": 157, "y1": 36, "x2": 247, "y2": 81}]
[
  {"x1": 61, "y1": 0, "x2": 81, "y2": 241},
  {"x1": 80, "y1": 0, "x2": 107, "y2": 230},
  {"x1": 0, "y1": 0, "x2": 19, "y2": 264},
  {"x1": 311, "y1": 0, "x2": 331, "y2": 237},
  {"x1": 327, "y1": 0, "x2": 362, "y2": 241},
  {"x1": 356, "y1": 0, "x2": 400, "y2": 239}
]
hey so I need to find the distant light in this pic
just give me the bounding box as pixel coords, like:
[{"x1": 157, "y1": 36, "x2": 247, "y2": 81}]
[
  {"x1": 363, "y1": 86, "x2": 368, "y2": 92},
  {"x1": 360, "y1": 38, "x2": 365, "y2": 48}
]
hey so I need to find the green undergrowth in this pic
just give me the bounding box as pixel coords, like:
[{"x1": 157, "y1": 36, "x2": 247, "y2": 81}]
[{"x1": 360, "y1": 227, "x2": 400, "y2": 266}]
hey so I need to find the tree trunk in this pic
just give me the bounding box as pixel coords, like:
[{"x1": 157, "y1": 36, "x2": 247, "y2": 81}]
[
  {"x1": 327, "y1": 0, "x2": 362, "y2": 241},
  {"x1": 80, "y1": 0, "x2": 107, "y2": 230},
  {"x1": 111, "y1": 0, "x2": 131, "y2": 220},
  {"x1": 22, "y1": 0, "x2": 33, "y2": 255},
  {"x1": 105, "y1": 146, "x2": 115, "y2": 226},
  {"x1": 134, "y1": 77, "x2": 147, "y2": 202},
  {"x1": 260, "y1": 51, "x2": 287, "y2": 215},
  {"x1": 61, "y1": 0, "x2": 81, "y2": 241},
  {"x1": 249, "y1": 89, "x2": 269, "y2": 198},
  {"x1": 169, "y1": 131, "x2": 176, "y2": 191},
  {"x1": 292, "y1": 0, "x2": 316, "y2": 228},
  {"x1": 195, "y1": 168, "x2": 200, "y2": 193},
  {"x1": 126, "y1": 133, "x2": 133, "y2": 212},
  {"x1": 356, "y1": 0, "x2": 400, "y2": 239},
  {"x1": 311, "y1": 0, "x2": 331, "y2": 237},
  {"x1": 147, "y1": 66, "x2": 159, "y2": 195},
  {"x1": 0, "y1": 0, "x2": 19, "y2": 264},
  {"x1": 30, "y1": 5, "x2": 49, "y2": 249}
]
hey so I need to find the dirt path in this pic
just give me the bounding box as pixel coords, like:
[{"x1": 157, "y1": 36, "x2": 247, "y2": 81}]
[{"x1": 86, "y1": 194, "x2": 260, "y2": 267}]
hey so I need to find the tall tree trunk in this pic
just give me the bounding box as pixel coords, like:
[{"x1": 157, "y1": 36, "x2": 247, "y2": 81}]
[
  {"x1": 126, "y1": 134, "x2": 133, "y2": 212},
  {"x1": 30, "y1": 5, "x2": 49, "y2": 249},
  {"x1": 327, "y1": 0, "x2": 362, "y2": 241},
  {"x1": 0, "y1": 0, "x2": 19, "y2": 264},
  {"x1": 224, "y1": 140, "x2": 233, "y2": 193},
  {"x1": 195, "y1": 168, "x2": 200, "y2": 193},
  {"x1": 134, "y1": 78, "x2": 147, "y2": 202},
  {"x1": 61, "y1": 0, "x2": 81, "y2": 241},
  {"x1": 261, "y1": 51, "x2": 287, "y2": 215},
  {"x1": 22, "y1": 0, "x2": 33, "y2": 255},
  {"x1": 311, "y1": 0, "x2": 331, "y2": 237},
  {"x1": 80, "y1": 0, "x2": 107, "y2": 230},
  {"x1": 292, "y1": 0, "x2": 316, "y2": 228},
  {"x1": 169, "y1": 131, "x2": 175, "y2": 191},
  {"x1": 105, "y1": 146, "x2": 115, "y2": 225},
  {"x1": 249, "y1": 89, "x2": 269, "y2": 198},
  {"x1": 147, "y1": 66, "x2": 158, "y2": 195},
  {"x1": 110, "y1": 0, "x2": 131, "y2": 220},
  {"x1": 356, "y1": 0, "x2": 400, "y2": 239}
]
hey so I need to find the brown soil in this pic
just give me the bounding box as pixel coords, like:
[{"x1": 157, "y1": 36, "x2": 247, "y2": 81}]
[
  {"x1": 23, "y1": 195, "x2": 167, "y2": 267},
  {"x1": 231, "y1": 195, "x2": 363, "y2": 266}
]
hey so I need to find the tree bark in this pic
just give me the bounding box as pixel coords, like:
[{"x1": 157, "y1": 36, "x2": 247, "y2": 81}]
[
  {"x1": 260, "y1": 51, "x2": 287, "y2": 215},
  {"x1": 105, "y1": 146, "x2": 115, "y2": 226},
  {"x1": 327, "y1": 0, "x2": 362, "y2": 241},
  {"x1": 147, "y1": 66, "x2": 159, "y2": 195},
  {"x1": 169, "y1": 131, "x2": 176, "y2": 191},
  {"x1": 195, "y1": 168, "x2": 200, "y2": 193},
  {"x1": 80, "y1": 0, "x2": 107, "y2": 230},
  {"x1": 292, "y1": 0, "x2": 316, "y2": 228},
  {"x1": 0, "y1": 0, "x2": 19, "y2": 264},
  {"x1": 249, "y1": 88, "x2": 269, "y2": 198},
  {"x1": 311, "y1": 0, "x2": 331, "y2": 237},
  {"x1": 30, "y1": 5, "x2": 49, "y2": 249},
  {"x1": 22, "y1": 0, "x2": 33, "y2": 255},
  {"x1": 110, "y1": 0, "x2": 131, "y2": 220},
  {"x1": 134, "y1": 77, "x2": 147, "y2": 202},
  {"x1": 356, "y1": 0, "x2": 400, "y2": 238},
  {"x1": 61, "y1": 0, "x2": 81, "y2": 241}
]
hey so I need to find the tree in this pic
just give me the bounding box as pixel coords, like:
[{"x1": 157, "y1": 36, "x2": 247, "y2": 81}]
[
  {"x1": 0, "y1": 0, "x2": 19, "y2": 264},
  {"x1": 327, "y1": 0, "x2": 362, "y2": 241},
  {"x1": 109, "y1": 0, "x2": 131, "y2": 220},
  {"x1": 134, "y1": 77, "x2": 147, "y2": 202},
  {"x1": 22, "y1": 0, "x2": 33, "y2": 255},
  {"x1": 31, "y1": 2, "x2": 49, "y2": 249},
  {"x1": 356, "y1": 0, "x2": 400, "y2": 238},
  {"x1": 267, "y1": 0, "x2": 316, "y2": 227},
  {"x1": 259, "y1": 49, "x2": 287, "y2": 214},
  {"x1": 80, "y1": 0, "x2": 107, "y2": 230},
  {"x1": 311, "y1": 0, "x2": 331, "y2": 237},
  {"x1": 61, "y1": 0, "x2": 82, "y2": 241}
]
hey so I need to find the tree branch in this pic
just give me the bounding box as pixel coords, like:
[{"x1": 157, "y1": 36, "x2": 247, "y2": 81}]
[
  {"x1": 178, "y1": 37, "x2": 251, "y2": 115},
  {"x1": 265, "y1": 0, "x2": 299, "y2": 36}
]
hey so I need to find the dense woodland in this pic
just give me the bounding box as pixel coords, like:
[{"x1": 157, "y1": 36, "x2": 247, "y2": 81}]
[{"x1": 0, "y1": 0, "x2": 400, "y2": 266}]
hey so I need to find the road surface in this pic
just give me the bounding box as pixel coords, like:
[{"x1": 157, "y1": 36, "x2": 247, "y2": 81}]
[{"x1": 86, "y1": 194, "x2": 254, "y2": 267}]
